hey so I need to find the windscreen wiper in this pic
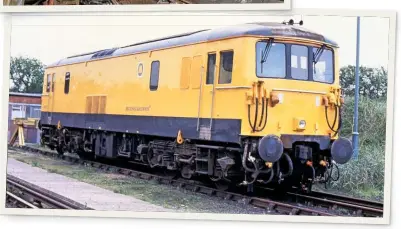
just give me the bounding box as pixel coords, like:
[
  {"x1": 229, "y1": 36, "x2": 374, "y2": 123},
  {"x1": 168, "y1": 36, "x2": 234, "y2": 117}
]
[
  {"x1": 260, "y1": 38, "x2": 274, "y2": 73},
  {"x1": 313, "y1": 44, "x2": 326, "y2": 64},
  {"x1": 313, "y1": 44, "x2": 326, "y2": 74}
]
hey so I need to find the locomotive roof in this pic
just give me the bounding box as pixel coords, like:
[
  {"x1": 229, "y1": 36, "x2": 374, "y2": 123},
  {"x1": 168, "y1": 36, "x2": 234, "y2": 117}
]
[{"x1": 47, "y1": 22, "x2": 338, "y2": 68}]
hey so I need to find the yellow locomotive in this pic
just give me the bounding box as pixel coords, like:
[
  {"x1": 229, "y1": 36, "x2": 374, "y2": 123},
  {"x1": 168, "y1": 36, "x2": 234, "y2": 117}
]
[{"x1": 39, "y1": 22, "x2": 353, "y2": 192}]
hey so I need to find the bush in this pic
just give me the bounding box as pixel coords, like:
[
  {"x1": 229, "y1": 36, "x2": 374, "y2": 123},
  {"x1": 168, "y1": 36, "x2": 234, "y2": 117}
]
[
  {"x1": 327, "y1": 96, "x2": 386, "y2": 201},
  {"x1": 340, "y1": 96, "x2": 387, "y2": 147},
  {"x1": 340, "y1": 65, "x2": 387, "y2": 99}
]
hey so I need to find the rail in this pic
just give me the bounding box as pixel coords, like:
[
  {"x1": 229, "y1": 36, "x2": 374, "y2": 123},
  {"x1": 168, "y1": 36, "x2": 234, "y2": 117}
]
[
  {"x1": 254, "y1": 186, "x2": 384, "y2": 217},
  {"x1": 299, "y1": 190, "x2": 383, "y2": 217},
  {"x1": 6, "y1": 174, "x2": 92, "y2": 210}
]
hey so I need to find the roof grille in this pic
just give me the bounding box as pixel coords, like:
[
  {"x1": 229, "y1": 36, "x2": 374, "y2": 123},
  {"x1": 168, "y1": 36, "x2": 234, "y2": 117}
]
[{"x1": 91, "y1": 48, "x2": 118, "y2": 60}]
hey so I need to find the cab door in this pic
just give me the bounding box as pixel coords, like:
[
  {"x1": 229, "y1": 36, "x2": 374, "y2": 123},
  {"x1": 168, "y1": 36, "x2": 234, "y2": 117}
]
[
  {"x1": 47, "y1": 73, "x2": 55, "y2": 124},
  {"x1": 196, "y1": 52, "x2": 218, "y2": 140}
]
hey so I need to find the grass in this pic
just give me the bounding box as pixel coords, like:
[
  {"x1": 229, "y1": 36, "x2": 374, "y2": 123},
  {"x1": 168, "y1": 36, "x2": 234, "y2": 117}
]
[{"x1": 319, "y1": 96, "x2": 386, "y2": 201}]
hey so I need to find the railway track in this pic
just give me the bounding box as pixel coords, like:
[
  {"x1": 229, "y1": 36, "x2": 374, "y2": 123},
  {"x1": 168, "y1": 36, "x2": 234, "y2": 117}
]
[
  {"x1": 6, "y1": 174, "x2": 92, "y2": 210},
  {"x1": 279, "y1": 189, "x2": 383, "y2": 217},
  {"x1": 9, "y1": 145, "x2": 383, "y2": 217},
  {"x1": 292, "y1": 190, "x2": 383, "y2": 217},
  {"x1": 251, "y1": 184, "x2": 383, "y2": 217}
]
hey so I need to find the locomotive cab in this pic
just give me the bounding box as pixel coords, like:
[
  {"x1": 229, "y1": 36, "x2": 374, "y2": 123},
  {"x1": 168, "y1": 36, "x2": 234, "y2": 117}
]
[{"x1": 240, "y1": 36, "x2": 353, "y2": 191}]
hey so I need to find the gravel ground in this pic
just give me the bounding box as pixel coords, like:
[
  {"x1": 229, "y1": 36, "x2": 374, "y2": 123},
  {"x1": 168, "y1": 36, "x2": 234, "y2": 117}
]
[{"x1": 7, "y1": 148, "x2": 270, "y2": 215}]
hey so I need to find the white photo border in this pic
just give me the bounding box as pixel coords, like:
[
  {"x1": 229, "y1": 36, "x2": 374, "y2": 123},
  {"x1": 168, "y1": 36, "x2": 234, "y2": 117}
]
[{"x1": 0, "y1": 8, "x2": 396, "y2": 226}]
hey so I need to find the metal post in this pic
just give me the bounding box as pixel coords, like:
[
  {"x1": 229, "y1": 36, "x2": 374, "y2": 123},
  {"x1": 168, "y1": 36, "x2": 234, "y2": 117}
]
[{"x1": 352, "y1": 17, "x2": 361, "y2": 159}]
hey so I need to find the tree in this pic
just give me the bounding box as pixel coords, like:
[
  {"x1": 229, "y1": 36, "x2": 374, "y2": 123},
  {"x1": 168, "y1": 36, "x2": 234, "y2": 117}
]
[
  {"x1": 10, "y1": 56, "x2": 45, "y2": 94},
  {"x1": 340, "y1": 65, "x2": 387, "y2": 99}
]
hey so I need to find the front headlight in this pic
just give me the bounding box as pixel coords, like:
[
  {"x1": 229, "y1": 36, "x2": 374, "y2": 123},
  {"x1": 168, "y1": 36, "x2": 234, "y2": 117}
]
[
  {"x1": 299, "y1": 120, "x2": 306, "y2": 129},
  {"x1": 293, "y1": 118, "x2": 306, "y2": 131}
]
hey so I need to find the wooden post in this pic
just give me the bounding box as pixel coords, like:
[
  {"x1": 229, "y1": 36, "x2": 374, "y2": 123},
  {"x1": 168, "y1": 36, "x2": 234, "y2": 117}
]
[
  {"x1": 18, "y1": 126, "x2": 25, "y2": 146},
  {"x1": 9, "y1": 118, "x2": 39, "y2": 147}
]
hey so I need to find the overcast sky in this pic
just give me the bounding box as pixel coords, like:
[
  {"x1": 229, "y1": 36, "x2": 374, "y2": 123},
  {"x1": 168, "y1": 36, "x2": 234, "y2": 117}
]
[{"x1": 10, "y1": 14, "x2": 390, "y2": 69}]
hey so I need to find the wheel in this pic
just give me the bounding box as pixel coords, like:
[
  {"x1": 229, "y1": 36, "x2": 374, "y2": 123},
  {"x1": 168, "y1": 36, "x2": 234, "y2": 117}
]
[
  {"x1": 56, "y1": 146, "x2": 64, "y2": 155},
  {"x1": 39, "y1": 136, "x2": 45, "y2": 147},
  {"x1": 147, "y1": 147, "x2": 159, "y2": 168},
  {"x1": 180, "y1": 165, "x2": 193, "y2": 179}
]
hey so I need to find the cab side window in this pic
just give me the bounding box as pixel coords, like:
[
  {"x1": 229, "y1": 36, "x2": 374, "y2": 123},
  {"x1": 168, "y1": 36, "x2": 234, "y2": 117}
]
[
  {"x1": 150, "y1": 61, "x2": 160, "y2": 91},
  {"x1": 64, "y1": 72, "x2": 70, "y2": 94},
  {"x1": 206, "y1": 53, "x2": 216, "y2": 85},
  {"x1": 46, "y1": 74, "x2": 51, "y2": 92},
  {"x1": 52, "y1": 73, "x2": 55, "y2": 92},
  {"x1": 218, "y1": 50, "x2": 234, "y2": 84}
]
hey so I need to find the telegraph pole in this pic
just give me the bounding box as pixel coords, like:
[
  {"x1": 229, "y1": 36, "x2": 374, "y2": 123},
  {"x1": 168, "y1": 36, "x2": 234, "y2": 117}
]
[{"x1": 352, "y1": 16, "x2": 361, "y2": 159}]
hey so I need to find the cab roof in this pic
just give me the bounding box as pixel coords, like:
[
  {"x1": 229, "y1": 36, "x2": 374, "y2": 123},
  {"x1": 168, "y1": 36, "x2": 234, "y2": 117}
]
[{"x1": 47, "y1": 22, "x2": 338, "y2": 68}]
